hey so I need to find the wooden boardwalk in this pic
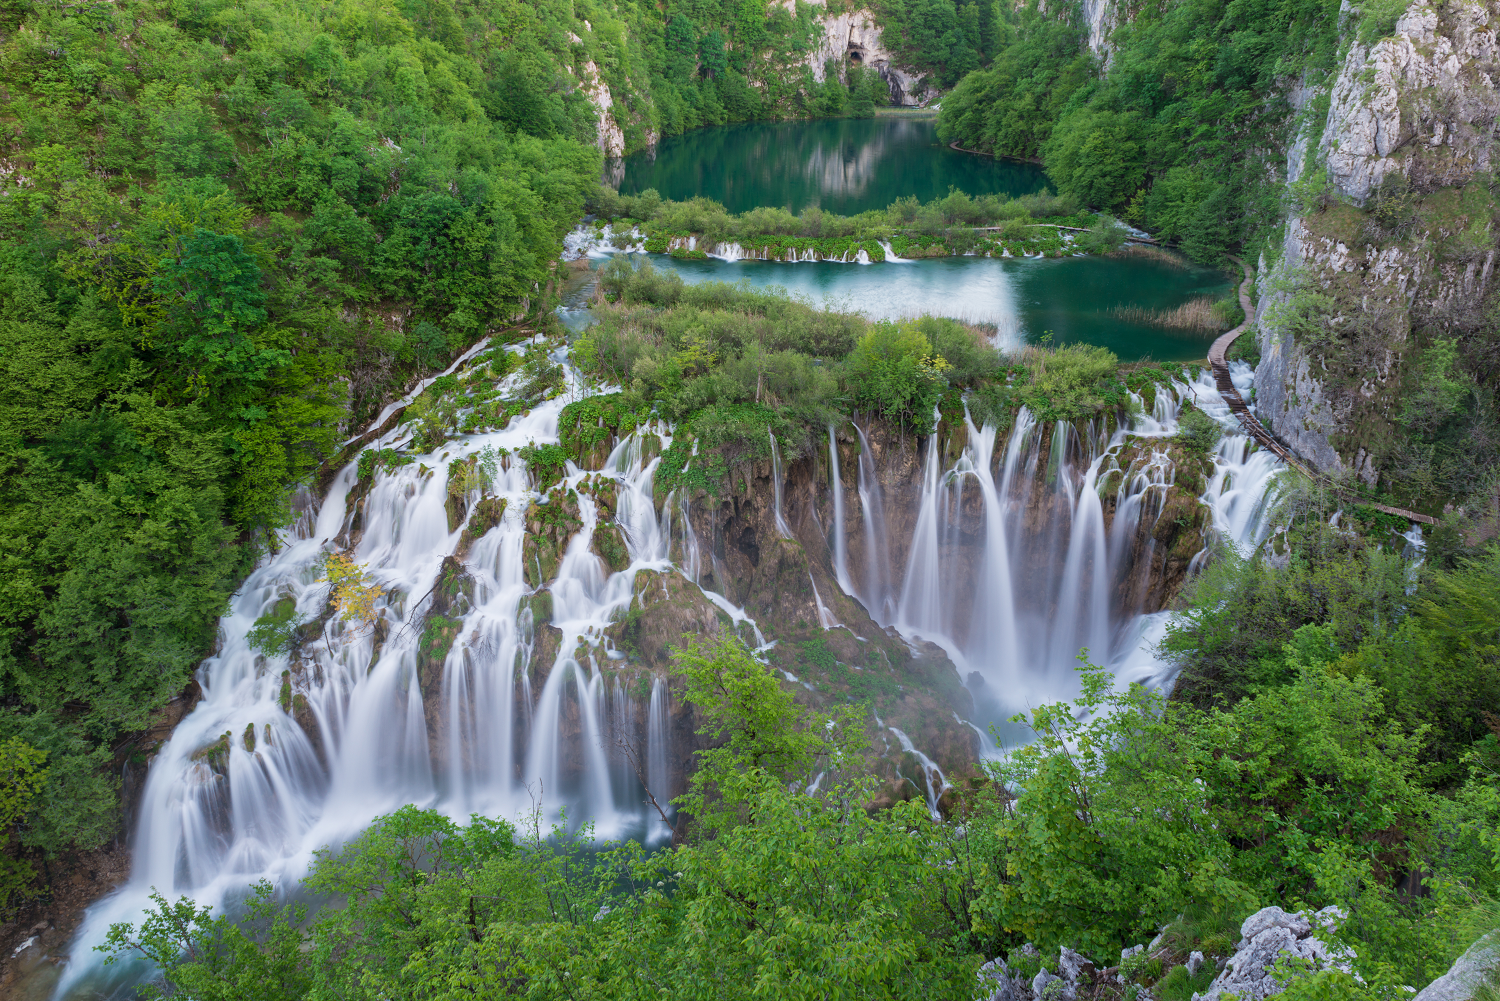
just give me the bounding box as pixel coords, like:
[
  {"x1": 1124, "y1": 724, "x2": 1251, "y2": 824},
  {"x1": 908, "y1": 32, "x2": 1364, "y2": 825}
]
[{"x1": 1207, "y1": 258, "x2": 1435, "y2": 526}]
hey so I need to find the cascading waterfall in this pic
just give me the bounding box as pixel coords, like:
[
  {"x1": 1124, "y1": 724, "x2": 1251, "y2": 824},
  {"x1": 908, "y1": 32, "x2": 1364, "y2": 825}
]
[
  {"x1": 827, "y1": 425, "x2": 855, "y2": 597},
  {"x1": 646, "y1": 677, "x2": 670, "y2": 813},
  {"x1": 61, "y1": 335, "x2": 1284, "y2": 996},
  {"x1": 56, "y1": 349, "x2": 733, "y2": 998},
  {"x1": 851, "y1": 421, "x2": 895, "y2": 622},
  {"x1": 828, "y1": 362, "x2": 1283, "y2": 718},
  {"x1": 769, "y1": 431, "x2": 793, "y2": 538},
  {"x1": 808, "y1": 573, "x2": 842, "y2": 631}
]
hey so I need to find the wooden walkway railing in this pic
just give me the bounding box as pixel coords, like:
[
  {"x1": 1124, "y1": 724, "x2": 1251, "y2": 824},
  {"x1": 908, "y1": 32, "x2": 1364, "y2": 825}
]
[{"x1": 1207, "y1": 258, "x2": 1436, "y2": 526}]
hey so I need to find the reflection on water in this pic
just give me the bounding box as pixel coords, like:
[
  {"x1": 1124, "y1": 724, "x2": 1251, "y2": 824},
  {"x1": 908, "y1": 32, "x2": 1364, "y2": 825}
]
[
  {"x1": 616, "y1": 118, "x2": 1049, "y2": 215},
  {"x1": 597, "y1": 253, "x2": 1232, "y2": 362}
]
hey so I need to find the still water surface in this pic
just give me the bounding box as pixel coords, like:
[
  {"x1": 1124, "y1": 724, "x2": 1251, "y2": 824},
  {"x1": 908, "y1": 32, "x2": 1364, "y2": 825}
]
[
  {"x1": 579, "y1": 253, "x2": 1232, "y2": 363},
  {"x1": 606, "y1": 117, "x2": 1230, "y2": 360},
  {"x1": 616, "y1": 116, "x2": 1050, "y2": 215}
]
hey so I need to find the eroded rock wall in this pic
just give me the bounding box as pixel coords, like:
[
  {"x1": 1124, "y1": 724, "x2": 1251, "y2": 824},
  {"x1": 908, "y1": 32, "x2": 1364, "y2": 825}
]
[
  {"x1": 801, "y1": 3, "x2": 939, "y2": 106},
  {"x1": 1254, "y1": 0, "x2": 1500, "y2": 496}
]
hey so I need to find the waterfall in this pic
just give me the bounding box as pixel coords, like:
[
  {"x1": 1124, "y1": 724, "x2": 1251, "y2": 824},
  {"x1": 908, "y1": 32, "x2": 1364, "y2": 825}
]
[
  {"x1": 851, "y1": 421, "x2": 894, "y2": 622},
  {"x1": 827, "y1": 425, "x2": 855, "y2": 597},
  {"x1": 887, "y1": 726, "x2": 949, "y2": 821},
  {"x1": 769, "y1": 430, "x2": 793, "y2": 538},
  {"x1": 646, "y1": 676, "x2": 670, "y2": 822},
  {"x1": 831, "y1": 368, "x2": 1283, "y2": 718},
  {"x1": 808, "y1": 573, "x2": 841, "y2": 630},
  {"x1": 56, "y1": 351, "x2": 732, "y2": 998},
  {"x1": 58, "y1": 342, "x2": 1287, "y2": 996},
  {"x1": 895, "y1": 423, "x2": 946, "y2": 638},
  {"x1": 958, "y1": 410, "x2": 1020, "y2": 683}
]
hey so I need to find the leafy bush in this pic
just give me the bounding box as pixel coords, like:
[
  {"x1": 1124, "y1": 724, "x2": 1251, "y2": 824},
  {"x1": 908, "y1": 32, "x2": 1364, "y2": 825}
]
[
  {"x1": 517, "y1": 443, "x2": 573, "y2": 492},
  {"x1": 1021, "y1": 344, "x2": 1126, "y2": 420},
  {"x1": 0, "y1": 738, "x2": 47, "y2": 914},
  {"x1": 319, "y1": 554, "x2": 383, "y2": 632},
  {"x1": 558, "y1": 393, "x2": 646, "y2": 462},
  {"x1": 845, "y1": 320, "x2": 951, "y2": 433},
  {"x1": 1164, "y1": 534, "x2": 1411, "y2": 706},
  {"x1": 921, "y1": 317, "x2": 1004, "y2": 385},
  {"x1": 247, "y1": 600, "x2": 304, "y2": 657},
  {"x1": 1176, "y1": 405, "x2": 1223, "y2": 456},
  {"x1": 1073, "y1": 217, "x2": 1130, "y2": 254}
]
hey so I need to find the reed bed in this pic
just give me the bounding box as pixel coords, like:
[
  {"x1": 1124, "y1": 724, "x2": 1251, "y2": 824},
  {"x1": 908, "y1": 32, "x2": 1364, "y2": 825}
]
[
  {"x1": 1110, "y1": 296, "x2": 1226, "y2": 333},
  {"x1": 1108, "y1": 243, "x2": 1189, "y2": 268}
]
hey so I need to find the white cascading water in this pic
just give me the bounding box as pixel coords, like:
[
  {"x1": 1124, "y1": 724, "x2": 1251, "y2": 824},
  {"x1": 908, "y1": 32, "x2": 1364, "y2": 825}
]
[
  {"x1": 57, "y1": 330, "x2": 1283, "y2": 995},
  {"x1": 839, "y1": 361, "x2": 1283, "y2": 722},
  {"x1": 55, "y1": 345, "x2": 745, "y2": 998}
]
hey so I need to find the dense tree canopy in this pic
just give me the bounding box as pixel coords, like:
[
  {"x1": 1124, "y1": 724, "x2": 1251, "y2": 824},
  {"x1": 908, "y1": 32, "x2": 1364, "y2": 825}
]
[{"x1": 938, "y1": 0, "x2": 1344, "y2": 260}]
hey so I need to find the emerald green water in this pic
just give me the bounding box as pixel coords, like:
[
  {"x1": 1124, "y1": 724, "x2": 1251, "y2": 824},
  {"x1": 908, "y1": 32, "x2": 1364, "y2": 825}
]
[
  {"x1": 601, "y1": 118, "x2": 1233, "y2": 361},
  {"x1": 611, "y1": 253, "x2": 1232, "y2": 362},
  {"x1": 616, "y1": 117, "x2": 1049, "y2": 215}
]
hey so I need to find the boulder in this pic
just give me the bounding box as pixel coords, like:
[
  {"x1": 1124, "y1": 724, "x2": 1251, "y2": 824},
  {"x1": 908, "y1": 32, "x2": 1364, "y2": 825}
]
[
  {"x1": 977, "y1": 957, "x2": 1020, "y2": 1001},
  {"x1": 1193, "y1": 906, "x2": 1352, "y2": 1001},
  {"x1": 1059, "y1": 946, "x2": 1095, "y2": 984},
  {"x1": 1410, "y1": 931, "x2": 1500, "y2": 1001},
  {"x1": 1033, "y1": 969, "x2": 1064, "y2": 1001}
]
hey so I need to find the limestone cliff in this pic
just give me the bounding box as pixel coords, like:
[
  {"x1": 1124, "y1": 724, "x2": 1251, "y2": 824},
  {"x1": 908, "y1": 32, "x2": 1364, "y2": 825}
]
[
  {"x1": 1254, "y1": 0, "x2": 1500, "y2": 508},
  {"x1": 1080, "y1": 0, "x2": 1120, "y2": 63},
  {"x1": 566, "y1": 27, "x2": 658, "y2": 158},
  {"x1": 800, "y1": 2, "x2": 940, "y2": 106},
  {"x1": 573, "y1": 3, "x2": 936, "y2": 159}
]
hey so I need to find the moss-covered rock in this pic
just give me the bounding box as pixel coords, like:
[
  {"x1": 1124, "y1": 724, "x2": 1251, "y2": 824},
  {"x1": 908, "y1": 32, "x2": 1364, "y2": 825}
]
[
  {"x1": 445, "y1": 455, "x2": 477, "y2": 532},
  {"x1": 591, "y1": 522, "x2": 631, "y2": 573},
  {"x1": 457, "y1": 495, "x2": 508, "y2": 559},
  {"x1": 190, "y1": 731, "x2": 233, "y2": 769},
  {"x1": 523, "y1": 491, "x2": 584, "y2": 588}
]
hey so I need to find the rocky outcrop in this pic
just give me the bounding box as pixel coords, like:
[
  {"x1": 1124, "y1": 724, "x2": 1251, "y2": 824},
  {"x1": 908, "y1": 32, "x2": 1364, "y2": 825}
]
[
  {"x1": 1322, "y1": 2, "x2": 1500, "y2": 205},
  {"x1": 1411, "y1": 929, "x2": 1500, "y2": 1001},
  {"x1": 1193, "y1": 906, "x2": 1351, "y2": 1001},
  {"x1": 977, "y1": 944, "x2": 1099, "y2": 1001},
  {"x1": 1081, "y1": 0, "x2": 1120, "y2": 63},
  {"x1": 566, "y1": 29, "x2": 658, "y2": 158},
  {"x1": 1254, "y1": 0, "x2": 1500, "y2": 493},
  {"x1": 578, "y1": 54, "x2": 627, "y2": 158},
  {"x1": 801, "y1": 2, "x2": 938, "y2": 106}
]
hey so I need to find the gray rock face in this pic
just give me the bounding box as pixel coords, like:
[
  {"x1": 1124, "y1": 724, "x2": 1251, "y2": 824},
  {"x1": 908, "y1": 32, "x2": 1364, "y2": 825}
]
[
  {"x1": 801, "y1": 6, "x2": 939, "y2": 107},
  {"x1": 1410, "y1": 930, "x2": 1500, "y2": 1001},
  {"x1": 1321, "y1": 1, "x2": 1500, "y2": 204},
  {"x1": 1254, "y1": 0, "x2": 1500, "y2": 481},
  {"x1": 1192, "y1": 906, "x2": 1351, "y2": 1001},
  {"x1": 1080, "y1": 0, "x2": 1119, "y2": 62},
  {"x1": 1059, "y1": 946, "x2": 1095, "y2": 984},
  {"x1": 1187, "y1": 952, "x2": 1206, "y2": 978},
  {"x1": 977, "y1": 957, "x2": 1021, "y2": 1001},
  {"x1": 1240, "y1": 905, "x2": 1313, "y2": 942}
]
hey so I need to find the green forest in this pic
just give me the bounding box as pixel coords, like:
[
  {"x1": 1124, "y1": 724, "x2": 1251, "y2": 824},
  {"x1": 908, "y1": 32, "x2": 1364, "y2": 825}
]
[{"x1": 936, "y1": 0, "x2": 1345, "y2": 261}]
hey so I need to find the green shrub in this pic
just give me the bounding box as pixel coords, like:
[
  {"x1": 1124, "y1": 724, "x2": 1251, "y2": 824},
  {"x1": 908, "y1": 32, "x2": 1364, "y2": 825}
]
[
  {"x1": 1072, "y1": 216, "x2": 1129, "y2": 254},
  {"x1": 1176, "y1": 405, "x2": 1223, "y2": 456},
  {"x1": 1023, "y1": 344, "x2": 1125, "y2": 420},
  {"x1": 517, "y1": 443, "x2": 572, "y2": 491},
  {"x1": 247, "y1": 599, "x2": 304, "y2": 657},
  {"x1": 844, "y1": 320, "x2": 950, "y2": 434}
]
